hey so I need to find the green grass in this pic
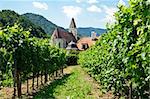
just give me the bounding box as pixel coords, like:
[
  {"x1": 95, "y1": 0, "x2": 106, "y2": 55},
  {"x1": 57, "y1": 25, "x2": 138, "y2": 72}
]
[{"x1": 33, "y1": 66, "x2": 99, "y2": 99}]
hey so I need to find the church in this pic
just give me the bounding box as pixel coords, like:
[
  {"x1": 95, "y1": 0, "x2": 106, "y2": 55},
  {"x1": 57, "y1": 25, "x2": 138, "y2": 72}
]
[
  {"x1": 51, "y1": 18, "x2": 78, "y2": 50},
  {"x1": 51, "y1": 18, "x2": 98, "y2": 50}
]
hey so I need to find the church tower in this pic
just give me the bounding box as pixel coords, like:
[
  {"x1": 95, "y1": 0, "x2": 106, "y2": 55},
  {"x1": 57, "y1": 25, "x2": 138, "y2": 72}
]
[{"x1": 69, "y1": 18, "x2": 77, "y2": 40}]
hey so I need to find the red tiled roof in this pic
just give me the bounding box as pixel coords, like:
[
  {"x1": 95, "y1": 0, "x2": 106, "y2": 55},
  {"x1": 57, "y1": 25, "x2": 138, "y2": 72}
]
[
  {"x1": 51, "y1": 28, "x2": 77, "y2": 43},
  {"x1": 77, "y1": 37, "x2": 97, "y2": 50}
]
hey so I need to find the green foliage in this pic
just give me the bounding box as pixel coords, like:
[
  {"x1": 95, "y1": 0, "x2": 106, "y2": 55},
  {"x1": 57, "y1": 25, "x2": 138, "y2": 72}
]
[
  {"x1": 23, "y1": 13, "x2": 58, "y2": 35},
  {"x1": 0, "y1": 10, "x2": 46, "y2": 38},
  {"x1": 78, "y1": 0, "x2": 150, "y2": 98},
  {"x1": 66, "y1": 50, "x2": 79, "y2": 65},
  {"x1": 0, "y1": 24, "x2": 66, "y2": 87}
]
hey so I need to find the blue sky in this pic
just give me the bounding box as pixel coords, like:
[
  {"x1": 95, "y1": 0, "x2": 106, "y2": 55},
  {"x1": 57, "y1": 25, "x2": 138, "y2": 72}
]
[{"x1": 0, "y1": 0, "x2": 128, "y2": 29}]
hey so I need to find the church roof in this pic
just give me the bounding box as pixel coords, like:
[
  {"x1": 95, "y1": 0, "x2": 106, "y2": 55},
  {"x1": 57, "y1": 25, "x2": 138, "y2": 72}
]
[
  {"x1": 69, "y1": 18, "x2": 76, "y2": 28},
  {"x1": 51, "y1": 27, "x2": 77, "y2": 43}
]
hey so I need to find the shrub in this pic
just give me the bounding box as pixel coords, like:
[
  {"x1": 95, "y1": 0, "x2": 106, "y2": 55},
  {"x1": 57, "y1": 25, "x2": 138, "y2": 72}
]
[{"x1": 78, "y1": 0, "x2": 150, "y2": 98}]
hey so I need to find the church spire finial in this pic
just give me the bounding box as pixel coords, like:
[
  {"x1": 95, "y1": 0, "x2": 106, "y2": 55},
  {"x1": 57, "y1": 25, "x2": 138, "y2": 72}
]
[{"x1": 69, "y1": 18, "x2": 76, "y2": 28}]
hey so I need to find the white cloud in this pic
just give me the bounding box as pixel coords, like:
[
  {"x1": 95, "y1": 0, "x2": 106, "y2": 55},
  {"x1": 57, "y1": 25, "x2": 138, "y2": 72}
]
[
  {"x1": 118, "y1": 0, "x2": 126, "y2": 6},
  {"x1": 62, "y1": 6, "x2": 82, "y2": 18},
  {"x1": 75, "y1": 0, "x2": 98, "y2": 4},
  {"x1": 87, "y1": 5, "x2": 101, "y2": 13},
  {"x1": 101, "y1": 5, "x2": 118, "y2": 24},
  {"x1": 87, "y1": 0, "x2": 98, "y2": 4},
  {"x1": 32, "y1": 2, "x2": 48, "y2": 10},
  {"x1": 76, "y1": 0, "x2": 83, "y2": 3}
]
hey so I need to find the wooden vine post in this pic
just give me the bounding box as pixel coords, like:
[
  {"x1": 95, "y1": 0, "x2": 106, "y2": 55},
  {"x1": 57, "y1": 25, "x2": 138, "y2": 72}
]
[
  {"x1": 37, "y1": 72, "x2": 39, "y2": 88},
  {"x1": 32, "y1": 72, "x2": 35, "y2": 91},
  {"x1": 129, "y1": 82, "x2": 132, "y2": 99},
  {"x1": 16, "y1": 70, "x2": 21, "y2": 97},
  {"x1": 149, "y1": 79, "x2": 150, "y2": 99},
  {"x1": 36, "y1": 48, "x2": 39, "y2": 88},
  {"x1": 41, "y1": 71, "x2": 43, "y2": 85},
  {"x1": 26, "y1": 79, "x2": 29, "y2": 94},
  {"x1": 13, "y1": 47, "x2": 22, "y2": 98},
  {"x1": 44, "y1": 68, "x2": 48, "y2": 83},
  {"x1": 13, "y1": 51, "x2": 17, "y2": 97},
  {"x1": 61, "y1": 65, "x2": 63, "y2": 75}
]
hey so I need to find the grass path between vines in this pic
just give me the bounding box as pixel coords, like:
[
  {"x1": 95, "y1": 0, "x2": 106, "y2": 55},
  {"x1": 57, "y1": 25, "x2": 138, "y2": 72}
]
[{"x1": 33, "y1": 65, "x2": 113, "y2": 99}]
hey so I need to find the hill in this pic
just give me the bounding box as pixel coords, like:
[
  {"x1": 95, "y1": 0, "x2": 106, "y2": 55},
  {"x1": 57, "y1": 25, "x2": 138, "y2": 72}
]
[
  {"x1": 23, "y1": 13, "x2": 106, "y2": 37},
  {"x1": 77, "y1": 27, "x2": 106, "y2": 37},
  {"x1": 0, "y1": 10, "x2": 46, "y2": 38},
  {"x1": 22, "y1": 13, "x2": 58, "y2": 35},
  {"x1": 0, "y1": 10, "x2": 106, "y2": 38}
]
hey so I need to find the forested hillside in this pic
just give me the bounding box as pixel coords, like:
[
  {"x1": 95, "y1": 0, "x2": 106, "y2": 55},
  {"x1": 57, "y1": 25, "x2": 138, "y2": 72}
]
[
  {"x1": 23, "y1": 13, "x2": 106, "y2": 37},
  {"x1": 23, "y1": 13, "x2": 58, "y2": 35},
  {"x1": 0, "y1": 10, "x2": 46, "y2": 38}
]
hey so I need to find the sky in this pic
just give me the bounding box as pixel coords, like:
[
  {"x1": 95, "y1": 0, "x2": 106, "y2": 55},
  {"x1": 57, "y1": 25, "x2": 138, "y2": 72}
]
[{"x1": 0, "y1": 0, "x2": 128, "y2": 29}]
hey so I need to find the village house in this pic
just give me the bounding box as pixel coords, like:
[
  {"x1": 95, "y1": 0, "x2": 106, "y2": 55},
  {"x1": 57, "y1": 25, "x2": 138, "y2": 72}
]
[
  {"x1": 51, "y1": 18, "x2": 98, "y2": 51},
  {"x1": 77, "y1": 31, "x2": 98, "y2": 51}
]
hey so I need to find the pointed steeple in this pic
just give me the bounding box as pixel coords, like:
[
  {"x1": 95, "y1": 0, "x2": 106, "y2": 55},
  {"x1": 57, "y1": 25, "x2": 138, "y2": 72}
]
[
  {"x1": 69, "y1": 18, "x2": 76, "y2": 28},
  {"x1": 69, "y1": 18, "x2": 77, "y2": 40}
]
